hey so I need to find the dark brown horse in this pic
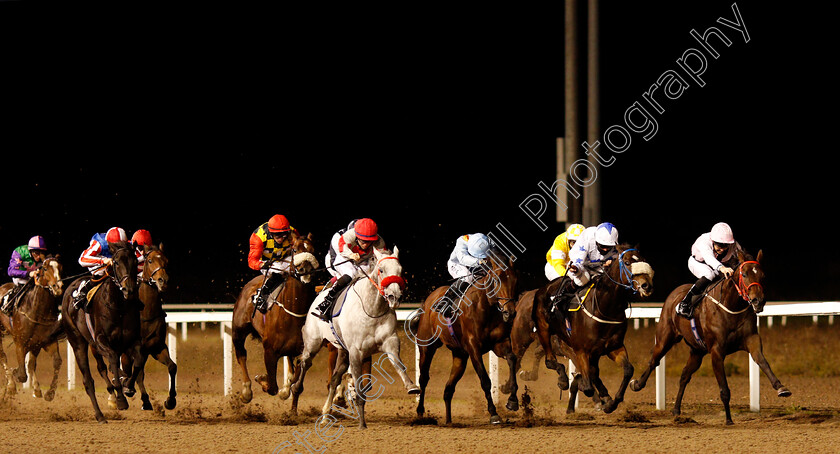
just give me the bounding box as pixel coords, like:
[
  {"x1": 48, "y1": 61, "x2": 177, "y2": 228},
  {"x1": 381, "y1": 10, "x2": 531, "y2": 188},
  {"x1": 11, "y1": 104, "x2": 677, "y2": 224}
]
[
  {"x1": 501, "y1": 293, "x2": 546, "y2": 393},
  {"x1": 630, "y1": 249, "x2": 791, "y2": 424},
  {"x1": 531, "y1": 245, "x2": 654, "y2": 414},
  {"x1": 61, "y1": 241, "x2": 144, "y2": 423},
  {"x1": 413, "y1": 256, "x2": 519, "y2": 424},
  {"x1": 119, "y1": 244, "x2": 176, "y2": 411},
  {"x1": 232, "y1": 232, "x2": 318, "y2": 412},
  {"x1": 0, "y1": 256, "x2": 64, "y2": 400}
]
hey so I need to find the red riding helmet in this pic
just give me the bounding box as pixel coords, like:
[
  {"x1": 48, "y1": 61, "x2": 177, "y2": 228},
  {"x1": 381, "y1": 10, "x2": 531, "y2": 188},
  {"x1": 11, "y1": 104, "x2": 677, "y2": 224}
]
[
  {"x1": 268, "y1": 214, "x2": 291, "y2": 234},
  {"x1": 131, "y1": 229, "x2": 153, "y2": 247},
  {"x1": 354, "y1": 218, "x2": 379, "y2": 242}
]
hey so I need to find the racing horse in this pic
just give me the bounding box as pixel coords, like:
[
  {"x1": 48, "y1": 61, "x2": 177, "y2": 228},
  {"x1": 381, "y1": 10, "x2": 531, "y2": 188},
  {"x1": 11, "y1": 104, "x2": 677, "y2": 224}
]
[
  {"x1": 61, "y1": 241, "x2": 143, "y2": 423},
  {"x1": 531, "y1": 245, "x2": 654, "y2": 414},
  {"x1": 413, "y1": 254, "x2": 519, "y2": 425},
  {"x1": 630, "y1": 250, "x2": 791, "y2": 425},
  {"x1": 290, "y1": 247, "x2": 419, "y2": 429},
  {"x1": 118, "y1": 243, "x2": 176, "y2": 411},
  {"x1": 0, "y1": 256, "x2": 64, "y2": 400},
  {"x1": 232, "y1": 232, "x2": 319, "y2": 411}
]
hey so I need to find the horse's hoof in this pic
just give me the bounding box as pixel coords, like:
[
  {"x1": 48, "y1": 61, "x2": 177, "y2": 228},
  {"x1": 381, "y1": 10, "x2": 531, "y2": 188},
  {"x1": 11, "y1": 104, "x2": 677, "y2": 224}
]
[
  {"x1": 107, "y1": 398, "x2": 118, "y2": 410},
  {"x1": 32, "y1": 388, "x2": 43, "y2": 399},
  {"x1": 557, "y1": 375, "x2": 570, "y2": 391},
  {"x1": 629, "y1": 379, "x2": 641, "y2": 392},
  {"x1": 97, "y1": 418, "x2": 108, "y2": 424},
  {"x1": 603, "y1": 400, "x2": 617, "y2": 414},
  {"x1": 500, "y1": 383, "x2": 512, "y2": 395},
  {"x1": 505, "y1": 400, "x2": 519, "y2": 412},
  {"x1": 777, "y1": 387, "x2": 792, "y2": 397},
  {"x1": 544, "y1": 359, "x2": 559, "y2": 371},
  {"x1": 278, "y1": 389, "x2": 291, "y2": 400},
  {"x1": 44, "y1": 389, "x2": 55, "y2": 402},
  {"x1": 407, "y1": 385, "x2": 420, "y2": 395},
  {"x1": 725, "y1": 419, "x2": 734, "y2": 426},
  {"x1": 489, "y1": 415, "x2": 502, "y2": 425},
  {"x1": 165, "y1": 396, "x2": 177, "y2": 410},
  {"x1": 358, "y1": 423, "x2": 368, "y2": 430},
  {"x1": 671, "y1": 408, "x2": 681, "y2": 416},
  {"x1": 116, "y1": 396, "x2": 129, "y2": 411},
  {"x1": 123, "y1": 387, "x2": 136, "y2": 398},
  {"x1": 141, "y1": 401, "x2": 153, "y2": 411}
]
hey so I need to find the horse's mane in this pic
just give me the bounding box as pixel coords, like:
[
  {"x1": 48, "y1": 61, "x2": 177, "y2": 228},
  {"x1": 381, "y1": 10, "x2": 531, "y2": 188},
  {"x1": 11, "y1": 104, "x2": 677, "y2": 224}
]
[{"x1": 108, "y1": 241, "x2": 133, "y2": 253}]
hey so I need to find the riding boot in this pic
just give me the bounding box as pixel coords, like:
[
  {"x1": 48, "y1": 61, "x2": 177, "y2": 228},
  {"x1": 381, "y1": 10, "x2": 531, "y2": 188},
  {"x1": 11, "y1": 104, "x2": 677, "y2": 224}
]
[
  {"x1": 253, "y1": 272, "x2": 285, "y2": 314},
  {"x1": 313, "y1": 274, "x2": 352, "y2": 321},
  {"x1": 1, "y1": 285, "x2": 21, "y2": 315},
  {"x1": 72, "y1": 279, "x2": 91, "y2": 310},
  {"x1": 676, "y1": 276, "x2": 711, "y2": 319},
  {"x1": 549, "y1": 278, "x2": 576, "y2": 315},
  {"x1": 435, "y1": 278, "x2": 471, "y2": 320}
]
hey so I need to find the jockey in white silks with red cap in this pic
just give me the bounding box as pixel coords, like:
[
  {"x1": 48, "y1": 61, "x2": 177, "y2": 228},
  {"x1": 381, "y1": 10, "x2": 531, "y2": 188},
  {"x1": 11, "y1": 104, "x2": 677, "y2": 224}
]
[
  {"x1": 676, "y1": 222, "x2": 742, "y2": 319},
  {"x1": 312, "y1": 218, "x2": 386, "y2": 321}
]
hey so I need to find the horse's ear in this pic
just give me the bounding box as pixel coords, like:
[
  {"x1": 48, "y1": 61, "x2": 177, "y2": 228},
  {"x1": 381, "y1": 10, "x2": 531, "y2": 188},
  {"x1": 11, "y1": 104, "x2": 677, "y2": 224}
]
[
  {"x1": 756, "y1": 249, "x2": 763, "y2": 263},
  {"x1": 159, "y1": 243, "x2": 164, "y2": 253},
  {"x1": 736, "y1": 249, "x2": 746, "y2": 262},
  {"x1": 54, "y1": 254, "x2": 61, "y2": 262},
  {"x1": 307, "y1": 232, "x2": 313, "y2": 240},
  {"x1": 392, "y1": 245, "x2": 399, "y2": 258}
]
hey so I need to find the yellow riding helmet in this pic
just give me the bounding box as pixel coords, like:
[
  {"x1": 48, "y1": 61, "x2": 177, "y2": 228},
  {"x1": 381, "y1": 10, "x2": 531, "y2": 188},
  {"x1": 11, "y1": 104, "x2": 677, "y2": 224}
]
[{"x1": 565, "y1": 224, "x2": 585, "y2": 241}]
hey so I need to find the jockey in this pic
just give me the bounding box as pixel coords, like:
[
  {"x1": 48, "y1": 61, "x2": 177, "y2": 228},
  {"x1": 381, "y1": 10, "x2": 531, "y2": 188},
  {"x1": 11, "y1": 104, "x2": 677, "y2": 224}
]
[
  {"x1": 567, "y1": 222, "x2": 620, "y2": 287},
  {"x1": 248, "y1": 214, "x2": 297, "y2": 314},
  {"x1": 1, "y1": 235, "x2": 48, "y2": 315},
  {"x1": 312, "y1": 218, "x2": 385, "y2": 321},
  {"x1": 676, "y1": 222, "x2": 742, "y2": 319},
  {"x1": 550, "y1": 222, "x2": 620, "y2": 313},
  {"x1": 131, "y1": 229, "x2": 154, "y2": 275},
  {"x1": 544, "y1": 223, "x2": 585, "y2": 281},
  {"x1": 435, "y1": 233, "x2": 492, "y2": 319},
  {"x1": 72, "y1": 227, "x2": 128, "y2": 309}
]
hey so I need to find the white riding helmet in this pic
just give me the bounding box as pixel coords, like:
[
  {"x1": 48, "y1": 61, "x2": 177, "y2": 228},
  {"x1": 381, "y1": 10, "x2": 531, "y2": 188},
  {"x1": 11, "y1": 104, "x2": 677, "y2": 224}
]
[
  {"x1": 594, "y1": 222, "x2": 619, "y2": 247},
  {"x1": 467, "y1": 233, "x2": 491, "y2": 259},
  {"x1": 710, "y1": 222, "x2": 735, "y2": 244}
]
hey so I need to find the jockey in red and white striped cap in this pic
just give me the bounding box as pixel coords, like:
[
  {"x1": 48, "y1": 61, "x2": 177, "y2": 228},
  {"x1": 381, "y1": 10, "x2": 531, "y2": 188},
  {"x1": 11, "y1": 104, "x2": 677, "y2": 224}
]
[{"x1": 73, "y1": 227, "x2": 128, "y2": 308}]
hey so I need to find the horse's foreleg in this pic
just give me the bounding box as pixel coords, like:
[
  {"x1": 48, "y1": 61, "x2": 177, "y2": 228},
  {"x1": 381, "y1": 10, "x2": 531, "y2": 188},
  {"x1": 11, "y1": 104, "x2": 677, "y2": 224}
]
[
  {"x1": 710, "y1": 348, "x2": 733, "y2": 425},
  {"x1": 91, "y1": 349, "x2": 118, "y2": 409},
  {"x1": 152, "y1": 346, "x2": 178, "y2": 409},
  {"x1": 673, "y1": 349, "x2": 703, "y2": 416},
  {"x1": 493, "y1": 341, "x2": 519, "y2": 412},
  {"x1": 73, "y1": 342, "x2": 107, "y2": 423},
  {"x1": 322, "y1": 349, "x2": 348, "y2": 415},
  {"x1": 106, "y1": 349, "x2": 129, "y2": 410},
  {"x1": 278, "y1": 356, "x2": 294, "y2": 401},
  {"x1": 744, "y1": 334, "x2": 791, "y2": 397},
  {"x1": 630, "y1": 320, "x2": 680, "y2": 393},
  {"x1": 467, "y1": 345, "x2": 500, "y2": 425},
  {"x1": 379, "y1": 334, "x2": 420, "y2": 394},
  {"x1": 534, "y1": 305, "x2": 560, "y2": 372},
  {"x1": 566, "y1": 373, "x2": 581, "y2": 414},
  {"x1": 44, "y1": 342, "x2": 61, "y2": 402},
  {"x1": 232, "y1": 326, "x2": 253, "y2": 403},
  {"x1": 27, "y1": 350, "x2": 42, "y2": 398},
  {"x1": 602, "y1": 346, "x2": 634, "y2": 414},
  {"x1": 442, "y1": 349, "x2": 468, "y2": 425},
  {"x1": 347, "y1": 351, "x2": 368, "y2": 429},
  {"x1": 416, "y1": 342, "x2": 439, "y2": 418},
  {"x1": 289, "y1": 325, "x2": 323, "y2": 400},
  {"x1": 0, "y1": 335, "x2": 15, "y2": 397},
  {"x1": 12, "y1": 344, "x2": 27, "y2": 384},
  {"x1": 123, "y1": 343, "x2": 146, "y2": 399},
  {"x1": 256, "y1": 347, "x2": 280, "y2": 396},
  {"x1": 520, "y1": 342, "x2": 544, "y2": 382}
]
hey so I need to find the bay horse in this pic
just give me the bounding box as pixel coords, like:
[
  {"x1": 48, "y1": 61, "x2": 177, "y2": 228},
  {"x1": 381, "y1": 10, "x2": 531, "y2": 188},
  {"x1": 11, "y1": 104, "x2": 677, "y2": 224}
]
[
  {"x1": 61, "y1": 241, "x2": 144, "y2": 423},
  {"x1": 0, "y1": 256, "x2": 64, "y2": 400},
  {"x1": 119, "y1": 243, "x2": 176, "y2": 411},
  {"x1": 531, "y1": 245, "x2": 654, "y2": 414},
  {"x1": 232, "y1": 232, "x2": 319, "y2": 411},
  {"x1": 500, "y1": 291, "x2": 547, "y2": 394},
  {"x1": 291, "y1": 247, "x2": 419, "y2": 429},
  {"x1": 413, "y1": 254, "x2": 519, "y2": 425},
  {"x1": 630, "y1": 249, "x2": 791, "y2": 425}
]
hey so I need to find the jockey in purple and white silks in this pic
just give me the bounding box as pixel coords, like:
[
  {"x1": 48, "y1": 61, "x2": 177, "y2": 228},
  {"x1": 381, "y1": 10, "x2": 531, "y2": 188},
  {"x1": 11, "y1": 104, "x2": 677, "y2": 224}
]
[
  {"x1": 1, "y1": 235, "x2": 48, "y2": 315},
  {"x1": 676, "y1": 222, "x2": 743, "y2": 319}
]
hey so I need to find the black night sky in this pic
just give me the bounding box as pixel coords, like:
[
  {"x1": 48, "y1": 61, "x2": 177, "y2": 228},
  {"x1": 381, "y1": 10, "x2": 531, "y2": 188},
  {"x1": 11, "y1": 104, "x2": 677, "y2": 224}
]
[{"x1": 1, "y1": 2, "x2": 836, "y2": 305}]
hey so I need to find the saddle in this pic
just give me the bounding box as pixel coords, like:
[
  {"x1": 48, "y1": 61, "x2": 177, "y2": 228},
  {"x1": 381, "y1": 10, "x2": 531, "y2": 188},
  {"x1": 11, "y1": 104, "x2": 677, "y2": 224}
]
[{"x1": 250, "y1": 280, "x2": 287, "y2": 309}]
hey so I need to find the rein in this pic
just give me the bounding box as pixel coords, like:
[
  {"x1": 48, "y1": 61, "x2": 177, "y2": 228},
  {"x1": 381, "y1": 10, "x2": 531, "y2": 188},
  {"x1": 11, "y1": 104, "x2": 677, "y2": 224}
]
[{"x1": 702, "y1": 260, "x2": 761, "y2": 315}]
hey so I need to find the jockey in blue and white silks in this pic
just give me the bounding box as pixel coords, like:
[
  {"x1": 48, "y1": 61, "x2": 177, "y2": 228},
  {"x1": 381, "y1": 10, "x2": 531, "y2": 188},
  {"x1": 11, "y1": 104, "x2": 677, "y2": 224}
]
[{"x1": 566, "y1": 222, "x2": 620, "y2": 287}]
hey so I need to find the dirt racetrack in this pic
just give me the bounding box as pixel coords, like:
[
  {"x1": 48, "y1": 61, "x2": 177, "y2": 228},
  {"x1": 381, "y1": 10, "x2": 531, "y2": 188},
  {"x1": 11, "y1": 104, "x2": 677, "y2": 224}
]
[{"x1": 2, "y1": 317, "x2": 839, "y2": 453}]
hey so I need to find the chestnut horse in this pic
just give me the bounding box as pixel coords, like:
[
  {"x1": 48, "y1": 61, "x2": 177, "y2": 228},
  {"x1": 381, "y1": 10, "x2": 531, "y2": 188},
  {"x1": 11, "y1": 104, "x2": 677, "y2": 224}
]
[
  {"x1": 61, "y1": 241, "x2": 144, "y2": 423},
  {"x1": 531, "y1": 245, "x2": 654, "y2": 414},
  {"x1": 232, "y1": 232, "x2": 319, "y2": 411},
  {"x1": 630, "y1": 250, "x2": 791, "y2": 425},
  {"x1": 413, "y1": 255, "x2": 519, "y2": 425},
  {"x1": 0, "y1": 256, "x2": 64, "y2": 400},
  {"x1": 119, "y1": 244, "x2": 176, "y2": 411}
]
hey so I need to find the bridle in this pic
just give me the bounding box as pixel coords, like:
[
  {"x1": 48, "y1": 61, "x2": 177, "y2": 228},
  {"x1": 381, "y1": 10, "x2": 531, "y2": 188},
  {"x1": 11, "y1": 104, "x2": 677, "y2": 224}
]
[
  {"x1": 142, "y1": 251, "x2": 166, "y2": 287},
  {"x1": 735, "y1": 260, "x2": 762, "y2": 303},
  {"x1": 605, "y1": 248, "x2": 648, "y2": 293},
  {"x1": 365, "y1": 256, "x2": 407, "y2": 298}
]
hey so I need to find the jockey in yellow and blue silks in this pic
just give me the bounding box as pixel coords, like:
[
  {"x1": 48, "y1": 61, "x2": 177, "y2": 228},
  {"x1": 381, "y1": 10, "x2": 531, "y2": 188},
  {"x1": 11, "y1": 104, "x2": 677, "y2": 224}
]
[{"x1": 544, "y1": 223, "x2": 585, "y2": 281}]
